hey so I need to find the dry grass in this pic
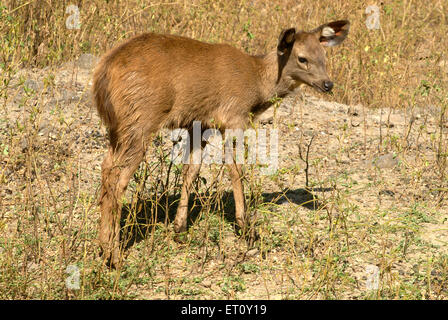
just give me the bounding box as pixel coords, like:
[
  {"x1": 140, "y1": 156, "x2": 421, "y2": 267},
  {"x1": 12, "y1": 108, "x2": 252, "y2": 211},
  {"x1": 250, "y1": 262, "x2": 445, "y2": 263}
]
[
  {"x1": 2, "y1": 0, "x2": 448, "y2": 108},
  {"x1": 0, "y1": 0, "x2": 447, "y2": 299}
]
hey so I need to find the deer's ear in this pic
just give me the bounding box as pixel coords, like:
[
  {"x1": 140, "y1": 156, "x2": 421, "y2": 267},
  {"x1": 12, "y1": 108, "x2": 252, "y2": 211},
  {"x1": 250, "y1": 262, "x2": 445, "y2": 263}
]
[
  {"x1": 313, "y1": 20, "x2": 350, "y2": 47},
  {"x1": 277, "y1": 28, "x2": 296, "y2": 55}
]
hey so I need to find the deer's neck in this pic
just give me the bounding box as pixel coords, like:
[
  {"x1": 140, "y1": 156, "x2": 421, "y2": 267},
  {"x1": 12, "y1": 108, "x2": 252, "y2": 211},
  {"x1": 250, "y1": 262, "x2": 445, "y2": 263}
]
[{"x1": 255, "y1": 51, "x2": 297, "y2": 102}]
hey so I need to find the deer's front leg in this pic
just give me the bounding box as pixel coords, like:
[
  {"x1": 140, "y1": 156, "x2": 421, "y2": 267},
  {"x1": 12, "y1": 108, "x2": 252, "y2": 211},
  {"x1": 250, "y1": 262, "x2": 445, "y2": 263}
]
[
  {"x1": 227, "y1": 162, "x2": 246, "y2": 231},
  {"x1": 174, "y1": 162, "x2": 202, "y2": 233}
]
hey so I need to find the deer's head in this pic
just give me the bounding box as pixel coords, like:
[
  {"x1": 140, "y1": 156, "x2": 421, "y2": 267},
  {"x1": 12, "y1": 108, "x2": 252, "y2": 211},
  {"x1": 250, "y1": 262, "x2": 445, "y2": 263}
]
[{"x1": 277, "y1": 20, "x2": 350, "y2": 93}]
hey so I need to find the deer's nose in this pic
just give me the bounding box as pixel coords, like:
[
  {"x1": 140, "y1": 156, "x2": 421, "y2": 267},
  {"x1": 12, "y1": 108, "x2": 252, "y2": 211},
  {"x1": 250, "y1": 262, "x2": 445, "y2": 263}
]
[{"x1": 323, "y1": 81, "x2": 333, "y2": 92}]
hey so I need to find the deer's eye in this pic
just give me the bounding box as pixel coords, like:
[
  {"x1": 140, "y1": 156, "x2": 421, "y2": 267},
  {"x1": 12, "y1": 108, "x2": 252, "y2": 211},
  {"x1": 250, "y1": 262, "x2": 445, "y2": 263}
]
[{"x1": 298, "y1": 57, "x2": 308, "y2": 64}]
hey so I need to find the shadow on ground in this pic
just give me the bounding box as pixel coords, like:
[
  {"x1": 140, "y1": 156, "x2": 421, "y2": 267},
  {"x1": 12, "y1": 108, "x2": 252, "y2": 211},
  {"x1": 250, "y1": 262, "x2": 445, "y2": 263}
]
[{"x1": 119, "y1": 186, "x2": 332, "y2": 250}]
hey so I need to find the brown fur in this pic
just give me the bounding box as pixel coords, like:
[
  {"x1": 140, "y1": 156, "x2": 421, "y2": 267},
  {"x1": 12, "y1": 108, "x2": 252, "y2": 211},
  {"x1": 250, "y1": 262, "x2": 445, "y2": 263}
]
[{"x1": 93, "y1": 21, "x2": 350, "y2": 267}]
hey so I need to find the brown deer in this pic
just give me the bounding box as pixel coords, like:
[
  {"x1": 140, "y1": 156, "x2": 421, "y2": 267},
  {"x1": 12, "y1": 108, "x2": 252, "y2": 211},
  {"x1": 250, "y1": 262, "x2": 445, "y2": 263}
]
[{"x1": 93, "y1": 20, "x2": 350, "y2": 267}]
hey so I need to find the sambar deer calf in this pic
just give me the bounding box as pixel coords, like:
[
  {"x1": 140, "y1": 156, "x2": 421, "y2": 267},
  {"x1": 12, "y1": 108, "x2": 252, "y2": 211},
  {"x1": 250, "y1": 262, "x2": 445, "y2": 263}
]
[{"x1": 93, "y1": 20, "x2": 350, "y2": 267}]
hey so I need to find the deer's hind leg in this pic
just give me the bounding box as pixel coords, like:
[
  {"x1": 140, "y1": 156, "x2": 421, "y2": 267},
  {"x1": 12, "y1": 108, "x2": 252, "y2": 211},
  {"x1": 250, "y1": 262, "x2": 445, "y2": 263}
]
[{"x1": 99, "y1": 128, "x2": 149, "y2": 268}]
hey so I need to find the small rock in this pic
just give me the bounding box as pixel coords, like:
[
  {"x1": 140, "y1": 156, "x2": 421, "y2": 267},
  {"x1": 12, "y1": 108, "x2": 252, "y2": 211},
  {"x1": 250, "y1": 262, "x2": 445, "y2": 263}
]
[
  {"x1": 379, "y1": 189, "x2": 395, "y2": 197},
  {"x1": 246, "y1": 248, "x2": 259, "y2": 257},
  {"x1": 23, "y1": 79, "x2": 41, "y2": 93},
  {"x1": 304, "y1": 130, "x2": 315, "y2": 136},
  {"x1": 279, "y1": 100, "x2": 293, "y2": 113},
  {"x1": 428, "y1": 104, "x2": 442, "y2": 117},
  {"x1": 202, "y1": 279, "x2": 212, "y2": 288},
  {"x1": 38, "y1": 121, "x2": 49, "y2": 135},
  {"x1": 62, "y1": 89, "x2": 79, "y2": 103},
  {"x1": 21, "y1": 137, "x2": 29, "y2": 152},
  {"x1": 258, "y1": 109, "x2": 273, "y2": 124},
  {"x1": 27, "y1": 262, "x2": 39, "y2": 271},
  {"x1": 438, "y1": 60, "x2": 448, "y2": 72},
  {"x1": 74, "y1": 82, "x2": 85, "y2": 91},
  {"x1": 77, "y1": 53, "x2": 98, "y2": 70},
  {"x1": 431, "y1": 270, "x2": 441, "y2": 277},
  {"x1": 416, "y1": 45, "x2": 431, "y2": 60},
  {"x1": 348, "y1": 106, "x2": 359, "y2": 116},
  {"x1": 375, "y1": 153, "x2": 399, "y2": 169}
]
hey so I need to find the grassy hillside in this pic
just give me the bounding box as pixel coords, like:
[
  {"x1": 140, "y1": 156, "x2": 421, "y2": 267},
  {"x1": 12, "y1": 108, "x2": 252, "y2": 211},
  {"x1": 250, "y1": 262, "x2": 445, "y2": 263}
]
[
  {"x1": 2, "y1": 0, "x2": 448, "y2": 108},
  {"x1": 0, "y1": 0, "x2": 447, "y2": 299}
]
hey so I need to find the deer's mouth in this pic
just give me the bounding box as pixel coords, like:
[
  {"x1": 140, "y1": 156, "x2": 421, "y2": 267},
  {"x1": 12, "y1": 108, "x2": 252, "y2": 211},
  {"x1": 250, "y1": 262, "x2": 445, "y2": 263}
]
[
  {"x1": 311, "y1": 82, "x2": 333, "y2": 93},
  {"x1": 311, "y1": 83, "x2": 327, "y2": 93}
]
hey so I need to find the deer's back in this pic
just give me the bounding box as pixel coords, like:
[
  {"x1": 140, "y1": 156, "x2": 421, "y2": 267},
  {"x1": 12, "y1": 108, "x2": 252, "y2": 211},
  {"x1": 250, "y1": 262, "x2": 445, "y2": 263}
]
[{"x1": 93, "y1": 33, "x2": 263, "y2": 132}]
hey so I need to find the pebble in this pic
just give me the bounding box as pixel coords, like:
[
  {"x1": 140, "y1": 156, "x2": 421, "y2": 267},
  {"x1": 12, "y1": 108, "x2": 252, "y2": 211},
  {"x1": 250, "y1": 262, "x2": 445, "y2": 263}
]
[
  {"x1": 23, "y1": 79, "x2": 42, "y2": 93},
  {"x1": 77, "y1": 53, "x2": 98, "y2": 70},
  {"x1": 375, "y1": 153, "x2": 399, "y2": 169},
  {"x1": 246, "y1": 248, "x2": 259, "y2": 257},
  {"x1": 202, "y1": 279, "x2": 212, "y2": 288}
]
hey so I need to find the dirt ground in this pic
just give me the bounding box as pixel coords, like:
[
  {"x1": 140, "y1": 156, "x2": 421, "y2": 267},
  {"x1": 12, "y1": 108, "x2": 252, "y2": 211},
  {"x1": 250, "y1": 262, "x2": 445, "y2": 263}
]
[{"x1": 1, "y1": 56, "x2": 447, "y2": 299}]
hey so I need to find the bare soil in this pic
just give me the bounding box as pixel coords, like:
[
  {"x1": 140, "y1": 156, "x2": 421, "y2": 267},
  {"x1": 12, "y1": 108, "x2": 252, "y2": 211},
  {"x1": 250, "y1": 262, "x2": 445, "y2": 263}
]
[{"x1": 1, "y1": 57, "x2": 447, "y2": 299}]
